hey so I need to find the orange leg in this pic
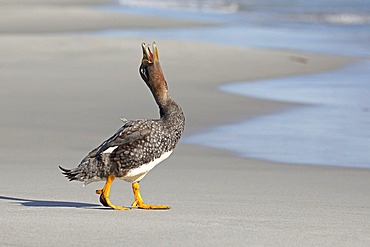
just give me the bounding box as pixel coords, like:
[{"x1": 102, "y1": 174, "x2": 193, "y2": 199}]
[
  {"x1": 131, "y1": 182, "x2": 171, "y2": 210},
  {"x1": 96, "y1": 174, "x2": 130, "y2": 210}
]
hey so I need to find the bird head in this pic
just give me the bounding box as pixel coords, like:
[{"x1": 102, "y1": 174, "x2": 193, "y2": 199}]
[
  {"x1": 139, "y1": 42, "x2": 162, "y2": 82},
  {"x1": 139, "y1": 42, "x2": 169, "y2": 105},
  {"x1": 139, "y1": 42, "x2": 167, "y2": 89}
]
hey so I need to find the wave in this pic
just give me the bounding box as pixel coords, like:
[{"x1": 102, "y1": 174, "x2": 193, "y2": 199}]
[
  {"x1": 118, "y1": 0, "x2": 240, "y2": 13},
  {"x1": 293, "y1": 13, "x2": 370, "y2": 25},
  {"x1": 118, "y1": 0, "x2": 370, "y2": 26}
]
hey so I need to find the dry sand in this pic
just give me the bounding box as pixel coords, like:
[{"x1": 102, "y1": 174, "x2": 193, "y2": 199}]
[{"x1": 1, "y1": 1, "x2": 370, "y2": 246}]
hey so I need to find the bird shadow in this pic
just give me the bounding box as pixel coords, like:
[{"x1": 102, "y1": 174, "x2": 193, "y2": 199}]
[{"x1": 0, "y1": 195, "x2": 102, "y2": 209}]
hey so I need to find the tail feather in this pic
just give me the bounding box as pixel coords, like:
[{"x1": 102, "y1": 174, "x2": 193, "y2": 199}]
[
  {"x1": 59, "y1": 156, "x2": 111, "y2": 185},
  {"x1": 59, "y1": 166, "x2": 81, "y2": 182}
]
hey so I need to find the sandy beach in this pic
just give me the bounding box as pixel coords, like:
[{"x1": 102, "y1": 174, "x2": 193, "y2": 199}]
[{"x1": 1, "y1": 1, "x2": 369, "y2": 246}]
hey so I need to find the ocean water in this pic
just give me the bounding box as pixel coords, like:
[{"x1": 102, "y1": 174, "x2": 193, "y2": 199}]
[
  {"x1": 186, "y1": 61, "x2": 370, "y2": 168},
  {"x1": 97, "y1": 0, "x2": 370, "y2": 168},
  {"x1": 98, "y1": 1, "x2": 370, "y2": 56}
]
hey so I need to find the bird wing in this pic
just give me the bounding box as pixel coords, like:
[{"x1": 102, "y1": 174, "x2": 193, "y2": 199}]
[{"x1": 95, "y1": 122, "x2": 151, "y2": 157}]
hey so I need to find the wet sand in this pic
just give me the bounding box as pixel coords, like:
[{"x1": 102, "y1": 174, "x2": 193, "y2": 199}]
[{"x1": 0, "y1": 1, "x2": 369, "y2": 246}]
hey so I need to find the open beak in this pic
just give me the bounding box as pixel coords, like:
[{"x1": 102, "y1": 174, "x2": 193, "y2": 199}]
[{"x1": 142, "y1": 42, "x2": 159, "y2": 63}]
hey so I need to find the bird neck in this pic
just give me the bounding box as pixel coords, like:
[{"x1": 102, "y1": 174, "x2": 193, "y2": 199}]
[
  {"x1": 159, "y1": 98, "x2": 184, "y2": 127},
  {"x1": 148, "y1": 76, "x2": 171, "y2": 112}
]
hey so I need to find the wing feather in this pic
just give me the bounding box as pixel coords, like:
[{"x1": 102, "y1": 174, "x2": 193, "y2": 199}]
[{"x1": 95, "y1": 124, "x2": 151, "y2": 156}]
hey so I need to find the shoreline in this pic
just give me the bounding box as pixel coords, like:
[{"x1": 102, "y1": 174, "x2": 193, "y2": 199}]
[
  {"x1": 186, "y1": 59, "x2": 370, "y2": 169},
  {"x1": 1, "y1": 1, "x2": 369, "y2": 246}
]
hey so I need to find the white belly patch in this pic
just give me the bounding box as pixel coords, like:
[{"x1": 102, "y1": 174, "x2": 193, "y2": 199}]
[{"x1": 122, "y1": 150, "x2": 173, "y2": 183}]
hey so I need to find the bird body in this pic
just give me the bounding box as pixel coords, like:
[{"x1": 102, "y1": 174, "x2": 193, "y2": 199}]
[{"x1": 60, "y1": 43, "x2": 185, "y2": 210}]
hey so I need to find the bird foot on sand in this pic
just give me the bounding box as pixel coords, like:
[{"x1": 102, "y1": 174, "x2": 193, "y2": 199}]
[
  {"x1": 96, "y1": 189, "x2": 130, "y2": 210},
  {"x1": 95, "y1": 174, "x2": 130, "y2": 210},
  {"x1": 131, "y1": 182, "x2": 171, "y2": 210},
  {"x1": 131, "y1": 200, "x2": 171, "y2": 210}
]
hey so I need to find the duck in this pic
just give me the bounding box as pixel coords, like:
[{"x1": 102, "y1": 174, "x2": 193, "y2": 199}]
[{"x1": 59, "y1": 43, "x2": 185, "y2": 210}]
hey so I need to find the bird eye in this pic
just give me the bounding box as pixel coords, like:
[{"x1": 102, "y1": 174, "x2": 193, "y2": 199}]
[{"x1": 140, "y1": 67, "x2": 148, "y2": 81}]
